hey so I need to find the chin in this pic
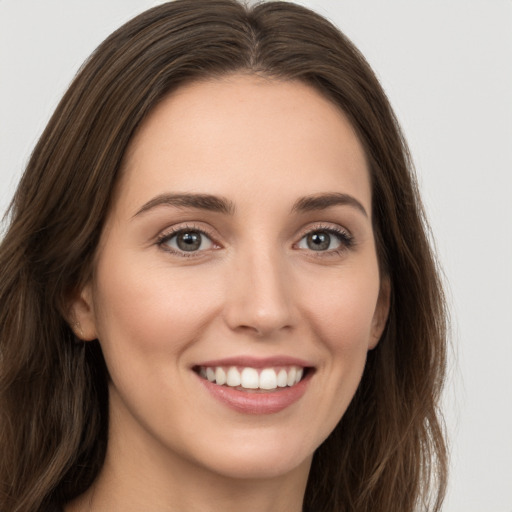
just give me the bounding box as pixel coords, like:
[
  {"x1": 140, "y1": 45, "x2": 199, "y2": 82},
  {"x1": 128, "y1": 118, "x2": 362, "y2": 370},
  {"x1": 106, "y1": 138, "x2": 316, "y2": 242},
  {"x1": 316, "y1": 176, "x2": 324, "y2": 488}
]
[
  {"x1": 170, "y1": 415, "x2": 333, "y2": 483},
  {"x1": 195, "y1": 444, "x2": 314, "y2": 481}
]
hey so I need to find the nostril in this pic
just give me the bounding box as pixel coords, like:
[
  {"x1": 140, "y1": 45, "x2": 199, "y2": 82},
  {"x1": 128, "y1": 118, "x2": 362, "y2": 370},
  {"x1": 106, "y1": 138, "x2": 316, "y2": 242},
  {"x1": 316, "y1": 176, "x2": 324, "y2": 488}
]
[{"x1": 222, "y1": 269, "x2": 296, "y2": 336}]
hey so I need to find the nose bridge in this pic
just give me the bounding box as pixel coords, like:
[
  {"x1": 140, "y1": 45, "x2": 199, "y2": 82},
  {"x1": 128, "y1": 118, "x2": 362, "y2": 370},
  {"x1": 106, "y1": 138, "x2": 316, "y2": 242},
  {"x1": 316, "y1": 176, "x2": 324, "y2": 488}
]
[{"x1": 223, "y1": 240, "x2": 295, "y2": 336}]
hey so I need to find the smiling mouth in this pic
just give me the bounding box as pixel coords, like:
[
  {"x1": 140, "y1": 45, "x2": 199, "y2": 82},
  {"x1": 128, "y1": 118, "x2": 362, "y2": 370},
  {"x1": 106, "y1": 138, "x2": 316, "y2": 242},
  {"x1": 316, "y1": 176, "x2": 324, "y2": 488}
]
[{"x1": 194, "y1": 365, "x2": 309, "y2": 392}]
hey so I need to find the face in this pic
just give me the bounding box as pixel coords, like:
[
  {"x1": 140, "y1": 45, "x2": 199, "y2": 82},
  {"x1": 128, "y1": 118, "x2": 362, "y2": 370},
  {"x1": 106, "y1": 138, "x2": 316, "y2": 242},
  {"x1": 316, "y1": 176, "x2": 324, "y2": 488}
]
[{"x1": 73, "y1": 75, "x2": 389, "y2": 484}]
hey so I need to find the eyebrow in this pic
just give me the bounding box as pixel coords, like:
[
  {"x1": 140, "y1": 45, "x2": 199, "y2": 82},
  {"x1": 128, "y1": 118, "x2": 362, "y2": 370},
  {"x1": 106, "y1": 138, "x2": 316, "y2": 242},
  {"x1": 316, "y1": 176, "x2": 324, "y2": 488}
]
[
  {"x1": 133, "y1": 191, "x2": 367, "y2": 218},
  {"x1": 291, "y1": 193, "x2": 368, "y2": 217},
  {"x1": 133, "y1": 193, "x2": 235, "y2": 217}
]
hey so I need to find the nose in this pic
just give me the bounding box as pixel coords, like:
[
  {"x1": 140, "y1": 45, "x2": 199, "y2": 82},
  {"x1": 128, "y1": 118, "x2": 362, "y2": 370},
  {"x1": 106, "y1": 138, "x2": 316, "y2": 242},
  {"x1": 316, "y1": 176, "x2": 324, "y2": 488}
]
[{"x1": 222, "y1": 247, "x2": 297, "y2": 337}]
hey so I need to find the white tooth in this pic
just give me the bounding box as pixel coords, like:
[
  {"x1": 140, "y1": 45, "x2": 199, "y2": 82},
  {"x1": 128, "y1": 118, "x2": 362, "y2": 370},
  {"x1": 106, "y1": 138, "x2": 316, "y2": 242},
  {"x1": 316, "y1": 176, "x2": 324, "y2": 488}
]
[
  {"x1": 226, "y1": 367, "x2": 241, "y2": 387},
  {"x1": 199, "y1": 367, "x2": 207, "y2": 378},
  {"x1": 259, "y1": 368, "x2": 277, "y2": 390},
  {"x1": 215, "y1": 367, "x2": 226, "y2": 385},
  {"x1": 276, "y1": 369, "x2": 288, "y2": 387},
  {"x1": 295, "y1": 368, "x2": 303, "y2": 384},
  {"x1": 287, "y1": 367, "x2": 297, "y2": 386},
  {"x1": 206, "y1": 367, "x2": 216, "y2": 382},
  {"x1": 241, "y1": 368, "x2": 259, "y2": 389}
]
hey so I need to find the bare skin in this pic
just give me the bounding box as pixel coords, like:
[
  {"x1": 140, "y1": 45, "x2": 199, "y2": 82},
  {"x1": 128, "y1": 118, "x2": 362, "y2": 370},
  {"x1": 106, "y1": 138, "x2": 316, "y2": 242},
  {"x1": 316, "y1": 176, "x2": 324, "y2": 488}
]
[{"x1": 68, "y1": 74, "x2": 389, "y2": 512}]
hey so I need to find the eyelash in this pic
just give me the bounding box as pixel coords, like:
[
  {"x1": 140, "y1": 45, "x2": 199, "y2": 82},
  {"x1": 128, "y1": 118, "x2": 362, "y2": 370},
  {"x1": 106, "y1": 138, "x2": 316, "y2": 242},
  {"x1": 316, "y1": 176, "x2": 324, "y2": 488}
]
[
  {"x1": 156, "y1": 224, "x2": 217, "y2": 258},
  {"x1": 296, "y1": 224, "x2": 354, "y2": 256},
  {"x1": 156, "y1": 223, "x2": 354, "y2": 257}
]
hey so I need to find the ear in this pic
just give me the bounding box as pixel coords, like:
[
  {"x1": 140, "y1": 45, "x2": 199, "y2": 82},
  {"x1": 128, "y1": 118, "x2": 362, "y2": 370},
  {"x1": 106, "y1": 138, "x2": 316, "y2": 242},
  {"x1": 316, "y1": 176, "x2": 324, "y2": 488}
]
[
  {"x1": 369, "y1": 277, "x2": 391, "y2": 350},
  {"x1": 66, "y1": 282, "x2": 98, "y2": 341}
]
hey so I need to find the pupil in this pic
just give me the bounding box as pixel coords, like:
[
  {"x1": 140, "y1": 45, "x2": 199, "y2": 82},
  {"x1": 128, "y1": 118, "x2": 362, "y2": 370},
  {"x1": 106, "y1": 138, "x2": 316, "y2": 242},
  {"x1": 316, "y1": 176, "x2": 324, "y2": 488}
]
[
  {"x1": 177, "y1": 232, "x2": 201, "y2": 251},
  {"x1": 308, "y1": 232, "x2": 330, "y2": 251}
]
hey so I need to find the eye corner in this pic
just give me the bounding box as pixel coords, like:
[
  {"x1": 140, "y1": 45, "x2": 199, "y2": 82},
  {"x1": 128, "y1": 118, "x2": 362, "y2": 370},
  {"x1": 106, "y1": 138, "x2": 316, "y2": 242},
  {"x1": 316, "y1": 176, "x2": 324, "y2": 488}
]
[
  {"x1": 156, "y1": 224, "x2": 221, "y2": 257},
  {"x1": 294, "y1": 224, "x2": 354, "y2": 255}
]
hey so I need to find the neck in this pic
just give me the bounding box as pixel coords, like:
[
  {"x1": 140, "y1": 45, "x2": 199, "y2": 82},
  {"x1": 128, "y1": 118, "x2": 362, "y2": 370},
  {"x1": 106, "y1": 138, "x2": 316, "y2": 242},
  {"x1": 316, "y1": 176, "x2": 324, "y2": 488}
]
[
  {"x1": 67, "y1": 452, "x2": 310, "y2": 512},
  {"x1": 66, "y1": 399, "x2": 311, "y2": 512}
]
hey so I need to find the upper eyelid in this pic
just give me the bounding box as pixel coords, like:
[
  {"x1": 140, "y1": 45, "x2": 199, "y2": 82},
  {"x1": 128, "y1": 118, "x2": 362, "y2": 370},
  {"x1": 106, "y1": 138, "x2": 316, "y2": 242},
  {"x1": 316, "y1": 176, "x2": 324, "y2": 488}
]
[
  {"x1": 294, "y1": 223, "x2": 354, "y2": 250},
  {"x1": 157, "y1": 223, "x2": 217, "y2": 240},
  {"x1": 156, "y1": 224, "x2": 221, "y2": 251},
  {"x1": 155, "y1": 221, "x2": 353, "y2": 247},
  {"x1": 296, "y1": 222, "x2": 352, "y2": 238},
  {"x1": 156, "y1": 226, "x2": 220, "y2": 258}
]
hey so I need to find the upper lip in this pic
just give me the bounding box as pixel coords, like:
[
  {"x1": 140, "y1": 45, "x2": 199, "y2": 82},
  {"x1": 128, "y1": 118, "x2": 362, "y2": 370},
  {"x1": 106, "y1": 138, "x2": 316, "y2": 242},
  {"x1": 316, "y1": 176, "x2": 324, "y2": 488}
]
[{"x1": 194, "y1": 355, "x2": 314, "y2": 369}]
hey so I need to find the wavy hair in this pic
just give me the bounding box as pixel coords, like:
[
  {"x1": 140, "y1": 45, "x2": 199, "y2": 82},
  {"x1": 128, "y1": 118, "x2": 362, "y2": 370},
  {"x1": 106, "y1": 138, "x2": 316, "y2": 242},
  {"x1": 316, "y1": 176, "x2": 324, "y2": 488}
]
[{"x1": 0, "y1": 1, "x2": 447, "y2": 510}]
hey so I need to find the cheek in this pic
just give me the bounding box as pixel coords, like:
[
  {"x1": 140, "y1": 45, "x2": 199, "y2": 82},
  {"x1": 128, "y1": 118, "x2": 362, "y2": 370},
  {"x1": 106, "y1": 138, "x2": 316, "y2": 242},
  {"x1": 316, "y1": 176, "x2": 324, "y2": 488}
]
[
  {"x1": 304, "y1": 265, "x2": 381, "y2": 353},
  {"x1": 300, "y1": 261, "x2": 381, "y2": 411},
  {"x1": 92, "y1": 255, "x2": 223, "y2": 366}
]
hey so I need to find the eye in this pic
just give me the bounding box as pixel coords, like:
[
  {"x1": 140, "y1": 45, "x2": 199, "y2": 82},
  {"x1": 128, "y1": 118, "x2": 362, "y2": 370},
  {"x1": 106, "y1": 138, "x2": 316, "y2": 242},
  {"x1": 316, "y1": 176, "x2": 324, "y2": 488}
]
[
  {"x1": 159, "y1": 228, "x2": 215, "y2": 254},
  {"x1": 296, "y1": 228, "x2": 352, "y2": 252}
]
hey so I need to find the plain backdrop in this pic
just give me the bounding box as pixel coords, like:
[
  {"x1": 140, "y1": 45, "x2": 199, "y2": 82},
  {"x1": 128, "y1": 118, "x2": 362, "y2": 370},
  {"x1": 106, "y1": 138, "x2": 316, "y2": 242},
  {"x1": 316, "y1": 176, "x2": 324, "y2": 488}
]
[{"x1": 1, "y1": 1, "x2": 511, "y2": 511}]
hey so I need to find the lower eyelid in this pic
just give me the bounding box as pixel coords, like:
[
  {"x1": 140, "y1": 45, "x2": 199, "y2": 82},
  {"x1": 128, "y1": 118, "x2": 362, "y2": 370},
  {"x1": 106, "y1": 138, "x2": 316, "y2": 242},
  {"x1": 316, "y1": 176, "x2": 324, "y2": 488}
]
[
  {"x1": 155, "y1": 224, "x2": 353, "y2": 256},
  {"x1": 156, "y1": 226, "x2": 218, "y2": 252},
  {"x1": 297, "y1": 227, "x2": 352, "y2": 245}
]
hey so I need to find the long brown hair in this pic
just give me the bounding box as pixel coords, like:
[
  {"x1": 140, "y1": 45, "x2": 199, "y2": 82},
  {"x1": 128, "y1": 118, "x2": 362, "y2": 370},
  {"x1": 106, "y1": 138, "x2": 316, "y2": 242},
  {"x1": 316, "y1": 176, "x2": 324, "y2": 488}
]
[{"x1": 0, "y1": 1, "x2": 447, "y2": 510}]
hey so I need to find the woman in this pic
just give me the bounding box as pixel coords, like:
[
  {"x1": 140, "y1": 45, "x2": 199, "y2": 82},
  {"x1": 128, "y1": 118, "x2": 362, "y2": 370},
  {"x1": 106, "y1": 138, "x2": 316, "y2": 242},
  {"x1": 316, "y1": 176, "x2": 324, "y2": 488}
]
[{"x1": 0, "y1": 1, "x2": 448, "y2": 511}]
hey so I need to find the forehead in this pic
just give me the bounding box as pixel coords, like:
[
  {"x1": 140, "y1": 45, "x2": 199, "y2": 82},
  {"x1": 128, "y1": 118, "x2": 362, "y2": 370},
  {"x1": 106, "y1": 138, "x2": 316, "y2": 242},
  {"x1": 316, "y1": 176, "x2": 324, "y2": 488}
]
[{"x1": 118, "y1": 74, "x2": 371, "y2": 215}]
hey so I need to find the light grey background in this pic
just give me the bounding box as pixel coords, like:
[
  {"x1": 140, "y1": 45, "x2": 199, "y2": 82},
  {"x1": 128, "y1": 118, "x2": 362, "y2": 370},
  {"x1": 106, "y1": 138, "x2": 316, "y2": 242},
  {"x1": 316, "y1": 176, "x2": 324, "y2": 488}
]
[{"x1": 1, "y1": 1, "x2": 511, "y2": 511}]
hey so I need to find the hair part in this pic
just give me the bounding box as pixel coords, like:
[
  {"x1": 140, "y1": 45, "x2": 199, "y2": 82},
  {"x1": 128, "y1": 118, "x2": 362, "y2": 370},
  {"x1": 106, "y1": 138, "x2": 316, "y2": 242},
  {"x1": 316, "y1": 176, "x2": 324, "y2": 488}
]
[{"x1": 0, "y1": 1, "x2": 447, "y2": 511}]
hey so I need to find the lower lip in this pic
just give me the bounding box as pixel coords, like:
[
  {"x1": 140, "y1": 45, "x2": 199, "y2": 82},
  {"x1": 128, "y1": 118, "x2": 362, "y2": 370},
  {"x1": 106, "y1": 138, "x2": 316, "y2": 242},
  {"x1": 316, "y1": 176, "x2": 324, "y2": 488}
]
[{"x1": 197, "y1": 372, "x2": 312, "y2": 415}]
